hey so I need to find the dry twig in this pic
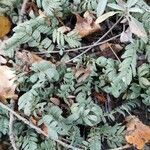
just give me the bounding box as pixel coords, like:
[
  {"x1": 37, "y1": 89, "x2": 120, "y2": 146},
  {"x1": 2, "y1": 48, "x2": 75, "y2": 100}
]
[
  {"x1": 9, "y1": 101, "x2": 18, "y2": 150},
  {"x1": 34, "y1": 34, "x2": 121, "y2": 54},
  {"x1": 108, "y1": 144, "x2": 131, "y2": 150},
  {"x1": 19, "y1": 0, "x2": 29, "y2": 23},
  {"x1": 0, "y1": 102, "x2": 83, "y2": 150},
  {"x1": 66, "y1": 16, "x2": 123, "y2": 63}
]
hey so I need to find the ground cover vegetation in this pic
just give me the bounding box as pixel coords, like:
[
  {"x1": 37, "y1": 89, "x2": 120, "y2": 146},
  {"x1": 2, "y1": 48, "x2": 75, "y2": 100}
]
[{"x1": 0, "y1": 0, "x2": 149, "y2": 150}]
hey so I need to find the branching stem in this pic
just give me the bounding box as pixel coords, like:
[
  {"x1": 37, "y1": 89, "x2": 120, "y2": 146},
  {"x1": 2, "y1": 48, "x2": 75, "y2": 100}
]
[
  {"x1": 0, "y1": 102, "x2": 83, "y2": 150},
  {"x1": 66, "y1": 16, "x2": 123, "y2": 63}
]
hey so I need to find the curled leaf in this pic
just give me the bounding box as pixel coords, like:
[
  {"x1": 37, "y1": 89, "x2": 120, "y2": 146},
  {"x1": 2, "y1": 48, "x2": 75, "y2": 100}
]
[{"x1": 74, "y1": 11, "x2": 101, "y2": 38}]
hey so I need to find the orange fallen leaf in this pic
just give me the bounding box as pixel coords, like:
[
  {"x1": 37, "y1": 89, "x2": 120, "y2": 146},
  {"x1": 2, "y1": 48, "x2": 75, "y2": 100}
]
[
  {"x1": 0, "y1": 65, "x2": 17, "y2": 101},
  {"x1": 125, "y1": 116, "x2": 150, "y2": 149},
  {"x1": 0, "y1": 16, "x2": 11, "y2": 38},
  {"x1": 74, "y1": 11, "x2": 101, "y2": 38}
]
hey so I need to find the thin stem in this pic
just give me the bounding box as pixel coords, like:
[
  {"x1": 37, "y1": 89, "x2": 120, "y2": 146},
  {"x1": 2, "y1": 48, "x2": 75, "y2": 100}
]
[
  {"x1": 18, "y1": 0, "x2": 29, "y2": 23},
  {"x1": 34, "y1": 34, "x2": 120, "y2": 54},
  {"x1": 108, "y1": 144, "x2": 131, "y2": 150},
  {"x1": 107, "y1": 43, "x2": 121, "y2": 63},
  {"x1": 9, "y1": 101, "x2": 18, "y2": 150},
  {"x1": 0, "y1": 102, "x2": 83, "y2": 150},
  {"x1": 65, "y1": 16, "x2": 123, "y2": 63}
]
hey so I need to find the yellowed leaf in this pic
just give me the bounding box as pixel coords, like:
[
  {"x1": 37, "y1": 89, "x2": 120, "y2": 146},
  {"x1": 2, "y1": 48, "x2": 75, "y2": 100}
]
[
  {"x1": 0, "y1": 66, "x2": 17, "y2": 100},
  {"x1": 125, "y1": 116, "x2": 150, "y2": 149},
  {"x1": 0, "y1": 16, "x2": 11, "y2": 38},
  {"x1": 74, "y1": 11, "x2": 101, "y2": 38}
]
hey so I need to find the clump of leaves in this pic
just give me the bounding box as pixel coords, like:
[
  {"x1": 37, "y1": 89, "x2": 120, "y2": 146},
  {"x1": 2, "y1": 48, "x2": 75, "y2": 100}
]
[{"x1": 0, "y1": 0, "x2": 149, "y2": 150}]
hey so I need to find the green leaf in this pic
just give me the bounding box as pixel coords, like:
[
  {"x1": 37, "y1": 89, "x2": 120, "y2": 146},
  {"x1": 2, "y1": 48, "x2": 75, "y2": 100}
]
[
  {"x1": 127, "y1": 0, "x2": 138, "y2": 8},
  {"x1": 96, "y1": 0, "x2": 108, "y2": 16},
  {"x1": 129, "y1": 7, "x2": 143, "y2": 13},
  {"x1": 47, "y1": 128, "x2": 58, "y2": 140},
  {"x1": 95, "y1": 11, "x2": 119, "y2": 24},
  {"x1": 107, "y1": 3, "x2": 124, "y2": 11}
]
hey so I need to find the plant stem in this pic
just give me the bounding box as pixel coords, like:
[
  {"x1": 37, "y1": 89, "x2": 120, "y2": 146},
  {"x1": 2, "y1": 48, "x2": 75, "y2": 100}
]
[
  {"x1": 108, "y1": 144, "x2": 131, "y2": 150},
  {"x1": 9, "y1": 101, "x2": 18, "y2": 150},
  {"x1": 66, "y1": 16, "x2": 123, "y2": 63},
  {"x1": 107, "y1": 43, "x2": 121, "y2": 63},
  {"x1": 18, "y1": 0, "x2": 29, "y2": 23},
  {"x1": 0, "y1": 102, "x2": 83, "y2": 150},
  {"x1": 34, "y1": 34, "x2": 120, "y2": 54}
]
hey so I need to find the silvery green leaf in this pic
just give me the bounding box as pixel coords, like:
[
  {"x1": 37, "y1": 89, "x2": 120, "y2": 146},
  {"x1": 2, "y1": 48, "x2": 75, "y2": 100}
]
[
  {"x1": 48, "y1": 128, "x2": 58, "y2": 140},
  {"x1": 129, "y1": 7, "x2": 143, "y2": 13},
  {"x1": 96, "y1": 11, "x2": 119, "y2": 24},
  {"x1": 96, "y1": 0, "x2": 108, "y2": 16},
  {"x1": 107, "y1": 3, "x2": 124, "y2": 11},
  {"x1": 127, "y1": 0, "x2": 138, "y2": 8}
]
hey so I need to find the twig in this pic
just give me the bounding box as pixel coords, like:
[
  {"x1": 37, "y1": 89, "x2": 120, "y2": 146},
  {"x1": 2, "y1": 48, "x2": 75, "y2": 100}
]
[
  {"x1": 19, "y1": 0, "x2": 29, "y2": 23},
  {"x1": 108, "y1": 144, "x2": 131, "y2": 150},
  {"x1": 107, "y1": 43, "x2": 121, "y2": 63},
  {"x1": 0, "y1": 102, "x2": 83, "y2": 150},
  {"x1": 65, "y1": 16, "x2": 123, "y2": 63},
  {"x1": 34, "y1": 34, "x2": 121, "y2": 54},
  {"x1": 9, "y1": 101, "x2": 18, "y2": 150}
]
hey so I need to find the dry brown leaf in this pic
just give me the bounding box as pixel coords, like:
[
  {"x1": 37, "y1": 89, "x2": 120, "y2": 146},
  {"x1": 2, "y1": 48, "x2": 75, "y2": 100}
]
[
  {"x1": 30, "y1": 116, "x2": 48, "y2": 136},
  {"x1": 0, "y1": 65, "x2": 17, "y2": 101},
  {"x1": 16, "y1": 50, "x2": 44, "y2": 65},
  {"x1": 100, "y1": 43, "x2": 123, "y2": 52},
  {"x1": 74, "y1": 65, "x2": 93, "y2": 83},
  {"x1": 26, "y1": 2, "x2": 39, "y2": 16},
  {"x1": 30, "y1": 116, "x2": 38, "y2": 126},
  {"x1": 50, "y1": 97, "x2": 60, "y2": 106},
  {"x1": 98, "y1": 42, "x2": 123, "y2": 59},
  {"x1": 93, "y1": 92, "x2": 106, "y2": 104},
  {"x1": 0, "y1": 16, "x2": 11, "y2": 38},
  {"x1": 125, "y1": 116, "x2": 150, "y2": 149},
  {"x1": 74, "y1": 11, "x2": 101, "y2": 38}
]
